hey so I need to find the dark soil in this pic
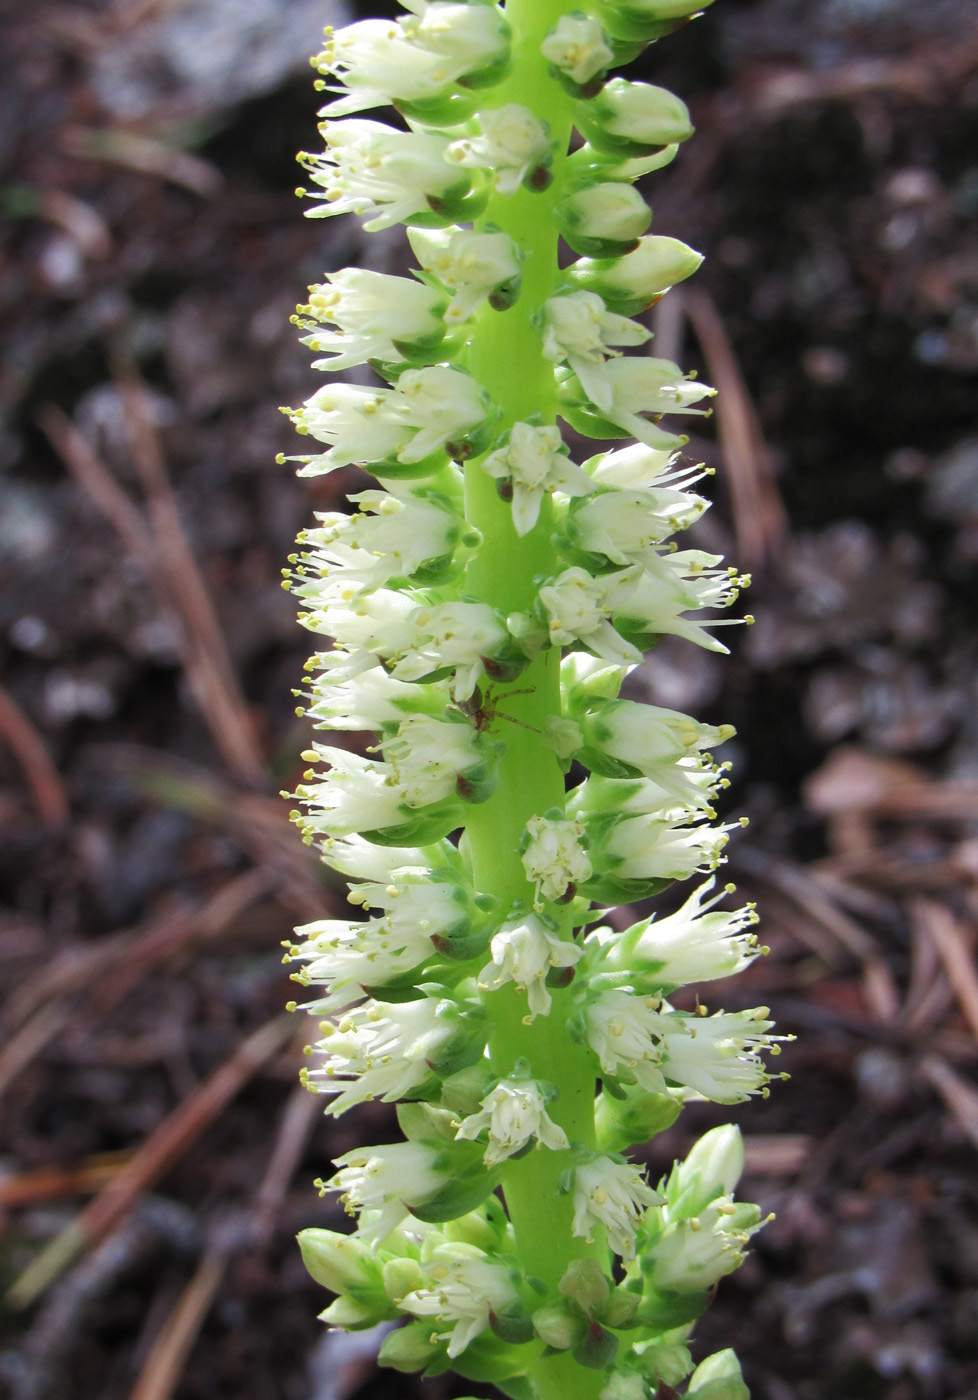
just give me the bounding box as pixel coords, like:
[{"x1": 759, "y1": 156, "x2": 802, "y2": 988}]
[{"x1": 1, "y1": 2, "x2": 977, "y2": 1399}]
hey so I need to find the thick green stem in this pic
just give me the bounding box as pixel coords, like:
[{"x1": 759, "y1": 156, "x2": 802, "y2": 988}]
[{"x1": 462, "y1": 6, "x2": 608, "y2": 1398}]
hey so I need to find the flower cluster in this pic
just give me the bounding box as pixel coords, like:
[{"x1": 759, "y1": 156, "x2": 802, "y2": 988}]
[{"x1": 283, "y1": 2, "x2": 776, "y2": 1398}]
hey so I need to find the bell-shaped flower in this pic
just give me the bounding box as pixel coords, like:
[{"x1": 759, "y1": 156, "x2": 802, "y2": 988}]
[
  {"x1": 319, "y1": 833, "x2": 433, "y2": 884},
  {"x1": 520, "y1": 812, "x2": 593, "y2": 907},
  {"x1": 300, "y1": 120, "x2": 473, "y2": 230},
  {"x1": 400, "y1": 1244, "x2": 521, "y2": 1356},
  {"x1": 455, "y1": 1076, "x2": 569, "y2": 1165},
  {"x1": 590, "y1": 356, "x2": 715, "y2": 442},
  {"x1": 302, "y1": 487, "x2": 467, "y2": 590},
  {"x1": 586, "y1": 441, "x2": 709, "y2": 492},
  {"x1": 478, "y1": 911, "x2": 583, "y2": 1021},
  {"x1": 567, "y1": 235, "x2": 703, "y2": 315},
  {"x1": 581, "y1": 699, "x2": 734, "y2": 772},
  {"x1": 395, "y1": 366, "x2": 494, "y2": 464},
  {"x1": 316, "y1": 4, "x2": 511, "y2": 117},
  {"x1": 556, "y1": 180, "x2": 651, "y2": 257},
  {"x1": 565, "y1": 482, "x2": 709, "y2": 567},
  {"x1": 657, "y1": 1006, "x2": 786, "y2": 1104},
  {"x1": 391, "y1": 599, "x2": 510, "y2": 700},
  {"x1": 594, "y1": 878, "x2": 761, "y2": 989},
  {"x1": 587, "y1": 811, "x2": 740, "y2": 884},
  {"x1": 614, "y1": 550, "x2": 749, "y2": 654},
  {"x1": 383, "y1": 713, "x2": 489, "y2": 806},
  {"x1": 577, "y1": 79, "x2": 694, "y2": 157},
  {"x1": 408, "y1": 226, "x2": 522, "y2": 323},
  {"x1": 641, "y1": 1193, "x2": 766, "y2": 1294},
  {"x1": 328, "y1": 1140, "x2": 453, "y2": 1243},
  {"x1": 541, "y1": 14, "x2": 614, "y2": 85},
  {"x1": 570, "y1": 1155, "x2": 663, "y2": 1259},
  {"x1": 291, "y1": 745, "x2": 412, "y2": 840},
  {"x1": 290, "y1": 383, "x2": 409, "y2": 473},
  {"x1": 542, "y1": 291, "x2": 650, "y2": 414},
  {"x1": 536, "y1": 565, "x2": 642, "y2": 666},
  {"x1": 304, "y1": 996, "x2": 460, "y2": 1114},
  {"x1": 448, "y1": 105, "x2": 551, "y2": 195},
  {"x1": 297, "y1": 269, "x2": 446, "y2": 371},
  {"x1": 303, "y1": 667, "x2": 448, "y2": 732},
  {"x1": 481, "y1": 422, "x2": 594, "y2": 536},
  {"x1": 583, "y1": 987, "x2": 669, "y2": 1092},
  {"x1": 285, "y1": 913, "x2": 432, "y2": 1012}
]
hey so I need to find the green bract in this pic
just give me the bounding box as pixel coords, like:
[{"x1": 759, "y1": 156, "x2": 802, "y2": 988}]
[{"x1": 283, "y1": 2, "x2": 777, "y2": 1398}]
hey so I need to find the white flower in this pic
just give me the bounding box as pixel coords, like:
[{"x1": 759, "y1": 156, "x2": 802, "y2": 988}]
[
  {"x1": 541, "y1": 14, "x2": 614, "y2": 84},
  {"x1": 400, "y1": 1246, "x2": 520, "y2": 1357},
  {"x1": 573, "y1": 764, "x2": 723, "y2": 823},
  {"x1": 287, "y1": 875, "x2": 469, "y2": 1009},
  {"x1": 455, "y1": 1078, "x2": 569, "y2": 1165},
  {"x1": 658, "y1": 1007, "x2": 784, "y2": 1103},
  {"x1": 318, "y1": 834, "x2": 431, "y2": 884},
  {"x1": 300, "y1": 120, "x2": 467, "y2": 230},
  {"x1": 297, "y1": 269, "x2": 445, "y2": 370},
  {"x1": 392, "y1": 366, "x2": 491, "y2": 464},
  {"x1": 448, "y1": 105, "x2": 551, "y2": 195},
  {"x1": 408, "y1": 226, "x2": 521, "y2": 323},
  {"x1": 383, "y1": 714, "x2": 485, "y2": 806},
  {"x1": 404, "y1": 1, "x2": 510, "y2": 69},
  {"x1": 304, "y1": 997, "x2": 454, "y2": 1114},
  {"x1": 295, "y1": 580, "x2": 417, "y2": 655},
  {"x1": 285, "y1": 913, "x2": 432, "y2": 1011},
  {"x1": 304, "y1": 666, "x2": 449, "y2": 732},
  {"x1": 478, "y1": 913, "x2": 582, "y2": 1021},
  {"x1": 481, "y1": 422, "x2": 594, "y2": 535},
  {"x1": 568, "y1": 483, "x2": 709, "y2": 565},
  {"x1": 584, "y1": 988, "x2": 669, "y2": 1092},
  {"x1": 316, "y1": 5, "x2": 510, "y2": 117},
  {"x1": 588, "y1": 356, "x2": 715, "y2": 445},
  {"x1": 291, "y1": 745, "x2": 411, "y2": 840},
  {"x1": 328, "y1": 1140, "x2": 449, "y2": 1242},
  {"x1": 542, "y1": 291, "x2": 650, "y2": 413},
  {"x1": 302, "y1": 488, "x2": 464, "y2": 589},
  {"x1": 582, "y1": 699, "x2": 734, "y2": 772},
  {"x1": 290, "y1": 382, "x2": 409, "y2": 472},
  {"x1": 536, "y1": 565, "x2": 642, "y2": 665},
  {"x1": 521, "y1": 813, "x2": 592, "y2": 907},
  {"x1": 571, "y1": 1156, "x2": 662, "y2": 1259},
  {"x1": 391, "y1": 600, "x2": 509, "y2": 700},
  {"x1": 597, "y1": 878, "x2": 760, "y2": 988},
  {"x1": 593, "y1": 812, "x2": 737, "y2": 883},
  {"x1": 617, "y1": 550, "x2": 749, "y2": 654},
  {"x1": 587, "y1": 441, "x2": 707, "y2": 491},
  {"x1": 643, "y1": 1195, "x2": 766, "y2": 1293}
]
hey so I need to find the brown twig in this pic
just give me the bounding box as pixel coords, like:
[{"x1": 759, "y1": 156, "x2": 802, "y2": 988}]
[
  {"x1": 915, "y1": 899, "x2": 978, "y2": 1044},
  {"x1": 250, "y1": 1081, "x2": 320, "y2": 1252},
  {"x1": 114, "y1": 360, "x2": 265, "y2": 785},
  {"x1": 128, "y1": 1246, "x2": 228, "y2": 1400},
  {"x1": 682, "y1": 287, "x2": 787, "y2": 570},
  {"x1": 920, "y1": 1055, "x2": 978, "y2": 1153},
  {"x1": 6, "y1": 1015, "x2": 295, "y2": 1309},
  {"x1": 0, "y1": 683, "x2": 70, "y2": 827},
  {"x1": 0, "y1": 1154, "x2": 131, "y2": 1209}
]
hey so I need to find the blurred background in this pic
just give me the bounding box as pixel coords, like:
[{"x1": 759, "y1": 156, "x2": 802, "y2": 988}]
[{"x1": 1, "y1": 0, "x2": 978, "y2": 1396}]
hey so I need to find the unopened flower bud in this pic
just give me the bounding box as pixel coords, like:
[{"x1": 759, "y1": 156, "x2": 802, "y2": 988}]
[
  {"x1": 557, "y1": 181, "x2": 652, "y2": 257},
  {"x1": 567, "y1": 235, "x2": 703, "y2": 316},
  {"x1": 577, "y1": 79, "x2": 693, "y2": 157},
  {"x1": 686, "y1": 1349, "x2": 750, "y2": 1400},
  {"x1": 533, "y1": 1302, "x2": 587, "y2": 1350}
]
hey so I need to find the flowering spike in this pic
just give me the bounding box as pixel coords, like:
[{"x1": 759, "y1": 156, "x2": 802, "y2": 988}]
[{"x1": 282, "y1": 3, "x2": 778, "y2": 1396}]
